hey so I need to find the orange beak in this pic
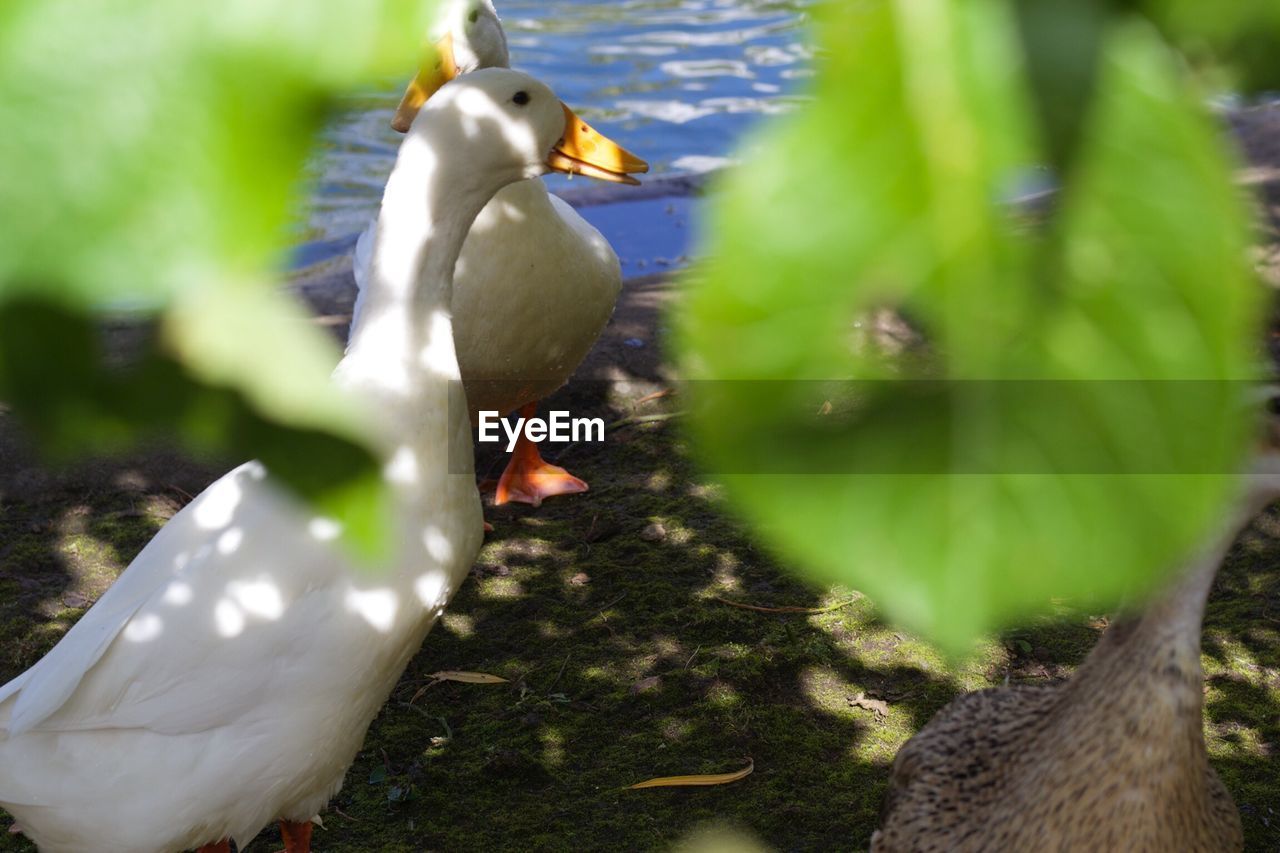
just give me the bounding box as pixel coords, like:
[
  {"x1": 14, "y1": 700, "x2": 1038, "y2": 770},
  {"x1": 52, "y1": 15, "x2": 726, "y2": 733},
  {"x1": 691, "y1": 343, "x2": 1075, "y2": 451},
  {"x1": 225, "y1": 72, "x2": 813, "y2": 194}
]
[
  {"x1": 391, "y1": 33, "x2": 459, "y2": 133},
  {"x1": 546, "y1": 102, "x2": 649, "y2": 186}
]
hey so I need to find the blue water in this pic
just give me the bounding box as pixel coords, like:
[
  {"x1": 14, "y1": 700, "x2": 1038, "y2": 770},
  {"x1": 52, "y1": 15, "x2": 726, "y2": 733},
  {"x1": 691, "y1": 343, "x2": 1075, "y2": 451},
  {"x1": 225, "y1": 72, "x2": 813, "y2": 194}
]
[{"x1": 295, "y1": 0, "x2": 814, "y2": 265}]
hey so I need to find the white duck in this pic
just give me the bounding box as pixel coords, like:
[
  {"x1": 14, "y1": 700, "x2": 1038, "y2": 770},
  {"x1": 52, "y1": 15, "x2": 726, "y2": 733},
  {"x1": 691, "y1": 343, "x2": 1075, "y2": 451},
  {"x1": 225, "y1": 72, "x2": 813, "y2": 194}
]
[
  {"x1": 354, "y1": 0, "x2": 649, "y2": 507},
  {"x1": 0, "y1": 69, "x2": 640, "y2": 853}
]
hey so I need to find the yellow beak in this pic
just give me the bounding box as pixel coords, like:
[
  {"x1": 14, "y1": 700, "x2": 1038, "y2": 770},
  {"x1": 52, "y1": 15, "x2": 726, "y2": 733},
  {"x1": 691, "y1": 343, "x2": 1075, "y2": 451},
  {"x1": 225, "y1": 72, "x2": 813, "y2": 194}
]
[
  {"x1": 391, "y1": 33, "x2": 459, "y2": 133},
  {"x1": 546, "y1": 103, "x2": 650, "y2": 186}
]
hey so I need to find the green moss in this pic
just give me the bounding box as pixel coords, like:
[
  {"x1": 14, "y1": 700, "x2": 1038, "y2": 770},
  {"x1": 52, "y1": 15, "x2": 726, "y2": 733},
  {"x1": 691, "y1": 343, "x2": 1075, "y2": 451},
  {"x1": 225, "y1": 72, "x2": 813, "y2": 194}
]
[
  {"x1": 1200, "y1": 523, "x2": 1280, "y2": 848},
  {"x1": 0, "y1": 426, "x2": 1277, "y2": 851}
]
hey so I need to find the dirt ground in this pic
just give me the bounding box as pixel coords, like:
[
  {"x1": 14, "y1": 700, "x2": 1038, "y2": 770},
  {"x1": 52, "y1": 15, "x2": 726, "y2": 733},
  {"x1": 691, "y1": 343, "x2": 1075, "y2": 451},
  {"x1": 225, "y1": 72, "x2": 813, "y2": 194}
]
[{"x1": 1, "y1": 106, "x2": 1279, "y2": 851}]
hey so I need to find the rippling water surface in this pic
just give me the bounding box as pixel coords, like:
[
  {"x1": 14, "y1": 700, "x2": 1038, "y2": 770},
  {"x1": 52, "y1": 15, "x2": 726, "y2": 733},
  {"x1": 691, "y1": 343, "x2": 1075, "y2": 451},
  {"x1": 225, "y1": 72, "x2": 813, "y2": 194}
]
[{"x1": 297, "y1": 0, "x2": 814, "y2": 257}]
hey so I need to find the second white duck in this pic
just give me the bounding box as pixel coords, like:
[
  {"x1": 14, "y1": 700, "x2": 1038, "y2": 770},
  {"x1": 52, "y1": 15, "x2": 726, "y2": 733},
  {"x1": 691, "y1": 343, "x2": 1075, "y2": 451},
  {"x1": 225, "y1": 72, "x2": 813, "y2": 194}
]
[{"x1": 354, "y1": 0, "x2": 649, "y2": 507}]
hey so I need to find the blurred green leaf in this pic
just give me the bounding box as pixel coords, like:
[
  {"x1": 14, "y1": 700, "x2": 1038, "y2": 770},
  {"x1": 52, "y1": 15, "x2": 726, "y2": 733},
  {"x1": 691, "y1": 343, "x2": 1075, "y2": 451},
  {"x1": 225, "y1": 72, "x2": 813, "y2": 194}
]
[
  {"x1": 0, "y1": 299, "x2": 393, "y2": 562},
  {"x1": 1011, "y1": 0, "x2": 1113, "y2": 172},
  {"x1": 1012, "y1": 0, "x2": 1280, "y2": 166},
  {"x1": 676, "y1": 3, "x2": 1260, "y2": 653},
  {"x1": 0, "y1": 0, "x2": 436, "y2": 303},
  {"x1": 0, "y1": 0, "x2": 441, "y2": 559},
  {"x1": 1139, "y1": 0, "x2": 1280, "y2": 91}
]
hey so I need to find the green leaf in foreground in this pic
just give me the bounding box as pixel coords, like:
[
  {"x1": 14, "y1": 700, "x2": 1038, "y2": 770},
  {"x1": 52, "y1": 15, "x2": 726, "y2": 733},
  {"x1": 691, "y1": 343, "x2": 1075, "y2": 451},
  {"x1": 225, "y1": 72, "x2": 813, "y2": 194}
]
[
  {"x1": 0, "y1": 299, "x2": 392, "y2": 563},
  {"x1": 675, "y1": 2, "x2": 1261, "y2": 653},
  {"x1": 1139, "y1": 0, "x2": 1280, "y2": 91},
  {"x1": 0, "y1": 0, "x2": 442, "y2": 560},
  {"x1": 1011, "y1": 0, "x2": 1113, "y2": 172}
]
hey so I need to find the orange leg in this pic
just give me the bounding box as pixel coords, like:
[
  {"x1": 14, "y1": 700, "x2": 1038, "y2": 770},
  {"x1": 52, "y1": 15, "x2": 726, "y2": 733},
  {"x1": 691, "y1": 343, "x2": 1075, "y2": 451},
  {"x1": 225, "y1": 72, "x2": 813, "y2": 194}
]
[
  {"x1": 196, "y1": 843, "x2": 231, "y2": 853},
  {"x1": 279, "y1": 819, "x2": 313, "y2": 853},
  {"x1": 494, "y1": 402, "x2": 589, "y2": 507}
]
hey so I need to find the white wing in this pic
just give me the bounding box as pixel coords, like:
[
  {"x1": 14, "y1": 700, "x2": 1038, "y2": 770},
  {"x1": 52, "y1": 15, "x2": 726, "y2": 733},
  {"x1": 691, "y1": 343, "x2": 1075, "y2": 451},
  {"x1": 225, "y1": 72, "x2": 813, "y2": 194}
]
[{"x1": 0, "y1": 461, "x2": 350, "y2": 736}]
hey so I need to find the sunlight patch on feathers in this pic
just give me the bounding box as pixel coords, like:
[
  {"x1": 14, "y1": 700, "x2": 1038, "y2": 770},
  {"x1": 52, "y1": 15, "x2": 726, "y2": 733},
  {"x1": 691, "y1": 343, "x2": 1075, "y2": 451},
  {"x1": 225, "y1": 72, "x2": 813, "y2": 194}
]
[
  {"x1": 308, "y1": 517, "x2": 343, "y2": 542},
  {"x1": 123, "y1": 613, "x2": 163, "y2": 643},
  {"x1": 423, "y1": 526, "x2": 454, "y2": 563},
  {"x1": 419, "y1": 309, "x2": 459, "y2": 377},
  {"x1": 214, "y1": 599, "x2": 246, "y2": 638},
  {"x1": 344, "y1": 588, "x2": 399, "y2": 633},
  {"x1": 415, "y1": 572, "x2": 448, "y2": 609},
  {"x1": 193, "y1": 475, "x2": 244, "y2": 529},
  {"x1": 384, "y1": 446, "x2": 419, "y2": 485},
  {"x1": 227, "y1": 579, "x2": 285, "y2": 621},
  {"x1": 216, "y1": 528, "x2": 244, "y2": 556},
  {"x1": 163, "y1": 581, "x2": 194, "y2": 607}
]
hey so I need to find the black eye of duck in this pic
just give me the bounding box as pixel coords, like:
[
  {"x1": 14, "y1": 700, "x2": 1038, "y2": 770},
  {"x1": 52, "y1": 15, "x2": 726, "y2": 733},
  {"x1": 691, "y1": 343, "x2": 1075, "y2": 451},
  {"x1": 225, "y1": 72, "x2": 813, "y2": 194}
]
[
  {"x1": 513, "y1": 91, "x2": 530, "y2": 106},
  {"x1": 469, "y1": 8, "x2": 480, "y2": 24}
]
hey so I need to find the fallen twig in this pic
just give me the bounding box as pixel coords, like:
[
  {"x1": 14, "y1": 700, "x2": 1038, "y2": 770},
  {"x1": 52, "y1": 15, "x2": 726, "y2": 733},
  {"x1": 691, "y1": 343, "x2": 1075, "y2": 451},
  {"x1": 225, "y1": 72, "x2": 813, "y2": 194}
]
[
  {"x1": 606, "y1": 412, "x2": 685, "y2": 433},
  {"x1": 635, "y1": 389, "x2": 674, "y2": 406},
  {"x1": 429, "y1": 671, "x2": 509, "y2": 685},
  {"x1": 408, "y1": 671, "x2": 509, "y2": 705},
  {"x1": 546, "y1": 653, "x2": 571, "y2": 692},
  {"x1": 595, "y1": 593, "x2": 628, "y2": 615},
  {"x1": 714, "y1": 595, "x2": 861, "y2": 615},
  {"x1": 167, "y1": 484, "x2": 196, "y2": 504}
]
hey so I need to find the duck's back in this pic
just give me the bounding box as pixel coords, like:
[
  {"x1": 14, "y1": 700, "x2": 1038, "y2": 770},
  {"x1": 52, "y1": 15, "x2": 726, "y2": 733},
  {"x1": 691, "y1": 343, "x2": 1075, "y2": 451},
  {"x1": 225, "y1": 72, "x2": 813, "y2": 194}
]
[
  {"x1": 873, "y1": 685, "x2": 1060, "y2": 852},
  {"x1": 0, "y1": 461, "x2": 471, "y2": 852},
  {"x1": 874, "y1": 666, "x2": 1243, "y2": 852}
]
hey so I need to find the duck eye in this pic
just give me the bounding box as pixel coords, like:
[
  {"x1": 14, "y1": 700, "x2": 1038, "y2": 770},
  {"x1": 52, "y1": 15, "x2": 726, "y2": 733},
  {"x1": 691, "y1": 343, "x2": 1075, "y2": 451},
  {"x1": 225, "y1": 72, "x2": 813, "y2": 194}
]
[
  {"x1": 513, "y1": 91, "x2": 531, "y2": 106},
  {"x1": 468, "y1": 8, "x2": 480, "y2": 24}
]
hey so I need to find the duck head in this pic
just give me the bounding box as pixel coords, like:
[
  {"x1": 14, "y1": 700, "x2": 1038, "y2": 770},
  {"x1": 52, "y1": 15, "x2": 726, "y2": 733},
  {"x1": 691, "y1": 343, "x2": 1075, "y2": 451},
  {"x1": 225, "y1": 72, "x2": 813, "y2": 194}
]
[
  {"x1": 390, "y1": 2, "x2": 648, "y2": 185},
  {"x1": 410, "y1": 68, "x2": 644, "y2": 191},
  {"x1": 392, "y1": 1, "x2": 510, "y2": 132}
]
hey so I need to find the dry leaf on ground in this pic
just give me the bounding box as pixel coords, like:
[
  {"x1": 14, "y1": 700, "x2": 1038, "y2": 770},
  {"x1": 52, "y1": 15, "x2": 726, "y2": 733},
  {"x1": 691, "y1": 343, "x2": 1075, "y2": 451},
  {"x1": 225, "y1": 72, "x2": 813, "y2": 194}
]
[{"x1": 629, "y1": 759, "x2": 754, "y2": 790}]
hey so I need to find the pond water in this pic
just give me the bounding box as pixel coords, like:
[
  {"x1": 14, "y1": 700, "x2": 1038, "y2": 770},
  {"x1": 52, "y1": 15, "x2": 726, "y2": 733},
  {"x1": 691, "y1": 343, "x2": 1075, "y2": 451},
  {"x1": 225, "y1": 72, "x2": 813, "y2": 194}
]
[{"x1": 294, "y1": 0, "x2": 815, "y2": 271}]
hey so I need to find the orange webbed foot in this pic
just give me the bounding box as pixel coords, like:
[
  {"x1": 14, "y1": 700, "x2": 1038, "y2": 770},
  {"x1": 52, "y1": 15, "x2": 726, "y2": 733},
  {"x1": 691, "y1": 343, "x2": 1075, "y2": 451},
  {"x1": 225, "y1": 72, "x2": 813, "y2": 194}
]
[
  {"x1": 495, "y1": 455, "x2": 588, "y2": 507},
  {"x1": 278, "y1": 819, "x2": 313, "y2": 853},
  {"x1": 196, "y1": 842, "x2": 231, "y2": 853},
  {"x1": 493, "y1": 403, "x2": 589, "y2": 507}
]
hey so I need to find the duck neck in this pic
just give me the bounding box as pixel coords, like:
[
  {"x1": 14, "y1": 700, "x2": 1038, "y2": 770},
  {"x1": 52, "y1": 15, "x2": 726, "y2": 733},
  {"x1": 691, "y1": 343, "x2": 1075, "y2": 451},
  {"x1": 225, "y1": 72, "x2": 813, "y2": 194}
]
[
  {"x1": 338, "y1": 136, "x2": 495, "y2": 480},
  {"x1": 345, "y1": 146, "x2": 486, "y2": 376},
  {"x1": 1085, "y1": 486, "x2": 1275, "y2": 686},
  {"x1": 1090, "y1": 528, "x2": 1230, "y2": 690},
  {"x1": 1054, "y1": 490, "x2": 1274, "y2": 788}
]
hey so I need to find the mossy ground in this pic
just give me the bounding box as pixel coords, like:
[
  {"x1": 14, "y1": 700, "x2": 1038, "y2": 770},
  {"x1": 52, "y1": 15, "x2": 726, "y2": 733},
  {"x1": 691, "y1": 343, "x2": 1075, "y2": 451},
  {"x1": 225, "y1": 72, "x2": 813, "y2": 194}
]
[{"x1": 0, "y1": 407, "x2": 1277, "y2": 852}]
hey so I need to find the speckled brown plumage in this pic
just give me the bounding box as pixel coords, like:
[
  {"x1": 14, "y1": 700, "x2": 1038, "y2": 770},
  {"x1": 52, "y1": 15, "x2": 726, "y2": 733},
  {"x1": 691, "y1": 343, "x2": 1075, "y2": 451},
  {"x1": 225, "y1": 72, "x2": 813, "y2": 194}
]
[{"x1": 872, "y1": 512, "x2": 1258, "y2": 853}]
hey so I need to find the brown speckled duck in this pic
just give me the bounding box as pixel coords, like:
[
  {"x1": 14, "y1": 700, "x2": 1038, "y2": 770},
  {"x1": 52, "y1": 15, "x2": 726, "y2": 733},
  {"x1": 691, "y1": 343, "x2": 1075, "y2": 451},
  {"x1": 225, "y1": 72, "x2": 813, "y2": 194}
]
[{"x1": 872, "y1": 456, "x2": 1280, "y2": 852}]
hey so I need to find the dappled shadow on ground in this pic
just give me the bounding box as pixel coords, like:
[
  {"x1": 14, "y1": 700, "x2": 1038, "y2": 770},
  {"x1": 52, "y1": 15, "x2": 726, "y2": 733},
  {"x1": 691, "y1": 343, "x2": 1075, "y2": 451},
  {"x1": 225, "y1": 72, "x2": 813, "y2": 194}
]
[
  {"x1": 5, "y1": 396, "x2": 1276, "y2": 851},
  {"x1": 1202, "y1": 511, "x2": 1280, "y2": 851},
  {"x1": 0, "y1": 384, "x2": 966, "y2": 852},
  {"x1": 254, "y1": 413, "x2": 968, "y2": 852},
  {"x1": 2, "y1": 263, "x2": 1278, "y2": 851}
]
